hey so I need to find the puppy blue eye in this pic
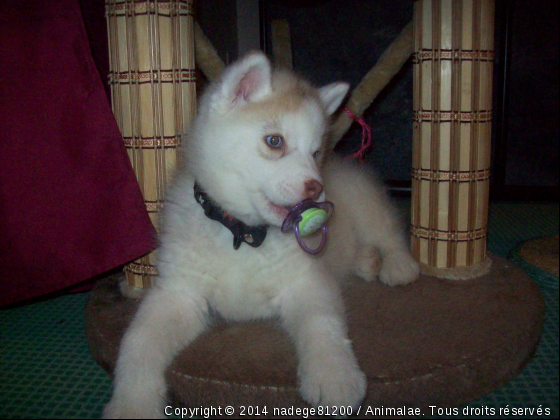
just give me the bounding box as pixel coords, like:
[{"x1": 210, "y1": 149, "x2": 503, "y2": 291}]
[
  {"x1": 265, "y1": 135, "x2": 283, "y2": 148},
  {"x1": 313, "y1": 150, "x2": 320, "y2": 159}
]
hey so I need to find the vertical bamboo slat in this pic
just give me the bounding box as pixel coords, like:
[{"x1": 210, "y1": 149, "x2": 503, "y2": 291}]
[
  {"x1": 412, "y1": 0, "x2": 495, "y2": 279},
  {"x1": 106, "y1": 0, "x2": 197, "y2": 289}
]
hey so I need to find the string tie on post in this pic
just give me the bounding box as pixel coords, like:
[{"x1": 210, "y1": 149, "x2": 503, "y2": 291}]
[{"x1": 343, "y1": 107, "x2": 372, "y2": 163}]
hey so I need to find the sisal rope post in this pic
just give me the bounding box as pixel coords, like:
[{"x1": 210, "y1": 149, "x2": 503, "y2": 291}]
[
  {"x1": 329, "y1": 21, "x2": 414, "y2": 149},
  {"x1": 106, "y1": 0, "x2": 197, "y2": 290},
  {"x1": 411, "y1": 0, "x2": 495, "y2": 279},
  {"x1": 271, "y1": 19, "x2": 294, "y2": 70},
  {"x1": 194, "y1": 21, "x2": 225, "y2": 81}
]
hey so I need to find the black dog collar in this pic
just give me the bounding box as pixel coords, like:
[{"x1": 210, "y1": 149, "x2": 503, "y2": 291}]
[{"x1": 194, "y1": 182, "x2": 268, "y2": 250}]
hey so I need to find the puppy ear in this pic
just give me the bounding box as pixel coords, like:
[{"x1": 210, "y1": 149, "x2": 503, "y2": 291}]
[
  {"x1": 214, "y1": 51, "x2": 272, "y2": 111},
  {"x1": 318, "y1": 82, "x2": 350, "y2": 116}
]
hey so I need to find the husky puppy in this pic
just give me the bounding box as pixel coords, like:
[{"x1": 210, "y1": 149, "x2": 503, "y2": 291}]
[{"x1": 103, "y1": 52, "x2": 419, "y2": 418}]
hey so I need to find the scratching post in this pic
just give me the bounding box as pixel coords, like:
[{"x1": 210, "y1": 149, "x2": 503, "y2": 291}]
[
  {"x1": 411, "y1": 0, "x2": 495, "y2": 279},
  {"x1": 106, "y1": 0, "x2": 197, "y2": 290},
  {"x1": 88, "y1": 5, "x2": 545, "y2": 412}
]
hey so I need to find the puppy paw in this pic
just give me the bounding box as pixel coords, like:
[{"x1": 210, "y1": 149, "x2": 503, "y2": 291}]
[
  {"x1": 299, "y1": 353, "x2": 367, "y2": 409},
  {"x1": 379, "y1": 251, "x2": 420, "y2": 286},
  {"x1": 354, "y1": 245, "x2": 381, "y2": 282}
]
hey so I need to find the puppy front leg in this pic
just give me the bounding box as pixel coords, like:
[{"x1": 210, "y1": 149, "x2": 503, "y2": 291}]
[
  {"x1": 279, "y1": 275, "x2": 366, "y2": 409},
  {"x1": 103, "y1": 286, "x2": 208, "y2": 419}
]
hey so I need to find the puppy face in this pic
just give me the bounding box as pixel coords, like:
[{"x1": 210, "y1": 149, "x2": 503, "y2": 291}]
[{"x1": 186, "y1": 52, "x2": 349, "y2": 227}]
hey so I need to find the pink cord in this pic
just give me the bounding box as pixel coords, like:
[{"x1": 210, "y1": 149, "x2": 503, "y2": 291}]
[{"x1": 343, "y1": 107, "x2": 372, "y2": 163}]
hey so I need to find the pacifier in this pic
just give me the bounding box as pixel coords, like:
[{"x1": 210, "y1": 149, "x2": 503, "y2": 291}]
[{"x1": 281, "y1": 199, "x2": 334, "y2": 255}]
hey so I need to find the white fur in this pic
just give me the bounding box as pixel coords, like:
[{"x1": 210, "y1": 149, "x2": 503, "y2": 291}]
[{"x1": 103, "y1": 52, "x2": 419, "y2": 419}]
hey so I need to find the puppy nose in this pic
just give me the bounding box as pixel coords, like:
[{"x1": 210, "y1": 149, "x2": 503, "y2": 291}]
[{"x1": 304, "y1": 179, "x2": 323, "y2": 201}]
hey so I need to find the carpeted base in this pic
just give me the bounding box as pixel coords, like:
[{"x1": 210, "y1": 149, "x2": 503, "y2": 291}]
[{"x1": 85, "y1": 253, "x2": 544, "y2": 417}]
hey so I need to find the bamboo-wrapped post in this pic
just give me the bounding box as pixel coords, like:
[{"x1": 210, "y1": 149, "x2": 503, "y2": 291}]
[
  {"x1": 411, "y1": 0, "x2": 495, "y2": 279},
  {"x1": 106, "y1": 0, "x2": 197, "y2": 290}
]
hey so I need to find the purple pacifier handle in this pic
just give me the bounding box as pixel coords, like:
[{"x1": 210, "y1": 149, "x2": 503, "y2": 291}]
[
  {"x1": 281, "y1": 199, "x2": 333, "y2": 255},
  {"x1": 294, "y1": 223, "x2": 328, "y2": 255}
]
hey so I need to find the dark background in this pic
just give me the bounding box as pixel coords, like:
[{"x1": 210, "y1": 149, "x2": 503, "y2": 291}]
[{"x1": 492, "y1": 0, "x2": 559, "y2": 196}]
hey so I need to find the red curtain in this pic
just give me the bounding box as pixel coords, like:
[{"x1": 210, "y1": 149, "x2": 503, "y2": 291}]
[{"x1": 0, "y1": 0, "x2": 158, "y2": 306}]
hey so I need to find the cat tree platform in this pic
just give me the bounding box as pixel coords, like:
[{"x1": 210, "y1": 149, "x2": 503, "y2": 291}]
[{"x1": 85, "y1": 253, "x2": 544, "y2": 417}]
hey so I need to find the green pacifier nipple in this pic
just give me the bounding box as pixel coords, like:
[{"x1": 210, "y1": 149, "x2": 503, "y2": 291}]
[{"x1": 298, "y1": 208, "x2": 328, "y2": 237}]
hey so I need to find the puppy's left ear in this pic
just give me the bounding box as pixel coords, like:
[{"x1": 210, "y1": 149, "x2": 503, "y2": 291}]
[
  {"x1": 318, "y1": 82, "x2": 350, "y2": 116},
  {"x1": 213, "y1": 51, "x2": 272, "y2": 111}
]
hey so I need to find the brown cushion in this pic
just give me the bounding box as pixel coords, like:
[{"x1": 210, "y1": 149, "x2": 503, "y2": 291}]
[{"x1": 85, "y1": 253, "x2": 544, "y2": 416}]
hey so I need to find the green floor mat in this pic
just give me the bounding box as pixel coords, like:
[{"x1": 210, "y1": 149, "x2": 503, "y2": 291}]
[
  {"x1": 1, "y1": 201, "x2": 558, "y2": 419},
  {"x1": 1, "y1": 294, "x2": 112, "y2": 419}
]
